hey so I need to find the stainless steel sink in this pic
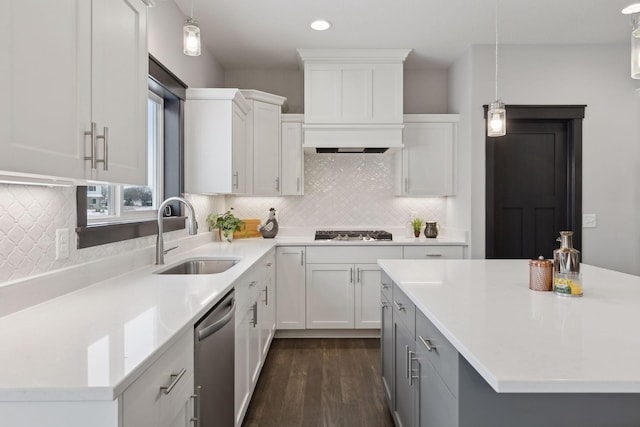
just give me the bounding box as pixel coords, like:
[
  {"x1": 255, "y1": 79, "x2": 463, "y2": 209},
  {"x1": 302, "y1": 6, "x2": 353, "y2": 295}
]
[{"x1": 154, "y1": 258, "x2": 240, "y2": 275}]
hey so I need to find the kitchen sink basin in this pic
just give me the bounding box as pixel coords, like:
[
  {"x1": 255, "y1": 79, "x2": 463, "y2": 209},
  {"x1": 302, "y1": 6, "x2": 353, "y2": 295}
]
[{"x1": 154, "y1": 257, "x2": 240, "y2": 275}]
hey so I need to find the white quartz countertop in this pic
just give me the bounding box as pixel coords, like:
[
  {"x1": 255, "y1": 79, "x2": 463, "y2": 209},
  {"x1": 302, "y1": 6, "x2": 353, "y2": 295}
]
[
  {"x1": 0, "y1": 239, "x2": 277, "y2": 401},
  {"x1": 378, "y1": 259, "x2": 640, "y2": 393}
]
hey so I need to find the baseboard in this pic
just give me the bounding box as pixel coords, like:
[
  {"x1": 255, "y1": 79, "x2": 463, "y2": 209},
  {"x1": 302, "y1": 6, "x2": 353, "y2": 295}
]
[{"x1": 274, "y1": 329, "x2": 381, "y2": 339}]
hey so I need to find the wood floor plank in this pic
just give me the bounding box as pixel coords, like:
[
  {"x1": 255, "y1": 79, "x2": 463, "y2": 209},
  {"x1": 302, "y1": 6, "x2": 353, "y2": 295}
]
[{"x1": 242, "y1": 338, "x2": 394, "y2": 427}]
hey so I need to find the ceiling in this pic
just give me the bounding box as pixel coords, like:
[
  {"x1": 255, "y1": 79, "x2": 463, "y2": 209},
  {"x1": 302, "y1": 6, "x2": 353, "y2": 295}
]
[{"x1": 172, "y1": 0, "x2": 634, "y2": 69}]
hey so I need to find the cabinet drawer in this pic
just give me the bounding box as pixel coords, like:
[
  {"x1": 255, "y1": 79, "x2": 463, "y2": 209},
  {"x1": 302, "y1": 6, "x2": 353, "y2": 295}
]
[
  {"x1": 392, "y1": 283, "x2": 415, "y2": 339},
  {"x1": 306, "y1": 246, "x2": 403, "y2": 264},
  {"x1": 122, "y1": 330, "x2": 194, "y2": 427},
  {"x1": 416, "y1": 310, "x2": 459, "y2": 397},
  {"x1": 403, "y1": 245, "x2": 463, "y2": 259},
  {"x1": 380, "y1": 271, "x2": 393, "y2": 302}
]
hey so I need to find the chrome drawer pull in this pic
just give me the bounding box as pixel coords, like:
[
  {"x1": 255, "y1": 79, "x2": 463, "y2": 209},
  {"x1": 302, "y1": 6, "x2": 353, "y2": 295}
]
[
  {"x1": 409, "y1": 351, "x2": 419, "y2": 385},
  {"x1": 381, "y1": 283, "x2": 390, "y2": 289},
  {"x1": 393, "y1": 301, "x2": 405, "y2": 311},
  {"x1": 419, "y1": 335, "x2": 436, "y2": 352},
  {"x1": 426, "y1": 254, "x2": 443, "y2": 257},
  {"x1": 160, "y1": 367, "x2": 187, "y2": 394}
]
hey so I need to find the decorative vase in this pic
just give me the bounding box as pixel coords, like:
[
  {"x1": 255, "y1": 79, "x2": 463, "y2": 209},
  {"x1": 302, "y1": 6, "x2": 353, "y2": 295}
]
[
  {"x1": 424, "y1": 221, "x2": 438, "y2": 238},
  {"x1": 413, "y1": 230, "x2": 420, "y2": 238}
]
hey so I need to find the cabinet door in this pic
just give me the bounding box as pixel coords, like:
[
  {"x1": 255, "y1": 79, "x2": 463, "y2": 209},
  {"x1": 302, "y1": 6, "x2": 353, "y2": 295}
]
[
  {"x1": 259, "y1": 254, "x2": 276, "y2": 359},
  {"x1": 304, "y1": 64, "x2": 341, "y2": 123},
  {"x1": 281, "y1": 121, "x2": 304, "y2": 195},
  {"x1": 232, "y1": 102, "x2": 248, "y2": 193},
  {"x1": 416, "y1": 350, "x2": 458, "y2": 427},
  {"x1": 400, "y1": 122, "x2": 455, "y2": 196},
  {"x1": 92, "y1": 0, "x2": 148, "y2": 185},
  {"x1": 252, "y1": 101, "x2": 281, "y2": 195},
  {"x1": 403, "y1": 245, "x2": 464, "y2": 260},
  {"x1": 235, "y1": 286, "x2": 252, "y2": 426},
  {"x1": 381, "y1": 294, "x2": 394, "y2": 408},
  {"x1": 306, "y1": 264, "x2": 354, "y2": 329},
  {"x1": 354, "y1": 263, "x2": 382, "y2": 329},
  {"x1": 276, "y1": 247, "x2": 306, "y2": 329},
  {"x1": 394, "y1": 323, "x2": 416, "y2": 427},
  {"x1": 0, "y1": 0, "x2": 90, "y2": 181}
]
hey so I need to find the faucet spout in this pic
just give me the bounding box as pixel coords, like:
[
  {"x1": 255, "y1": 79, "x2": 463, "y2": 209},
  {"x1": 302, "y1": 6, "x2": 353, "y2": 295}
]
[{"x1": 156, "y1": 196, "x2": 198, "y2": 265}]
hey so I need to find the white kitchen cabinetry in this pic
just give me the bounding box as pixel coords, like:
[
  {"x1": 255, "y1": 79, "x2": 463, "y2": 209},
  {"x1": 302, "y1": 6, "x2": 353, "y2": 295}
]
[
  {"x1": 0, "y1": 0, "x2": 148, "y2": 184},
  {"x1": 396, "y1": 115, "x2": 459, "y2": 196},
  {"x1": 298, "y1": 50, "x2": 410, "y2": 125},
  {"x1": 276, "y1": 247, "x2": 306, "y2": 329},
  {"x1": 241, "y1": 90, "x2": 286, "y2": 196},
  {"x1": 403, "y1": 245, "x2": 464, "y2": 259},
  {"x1": 305, "y1": 246, "x2": 402, "y2": 329},
  {"x1": 281, "y1": 115, "x2": 304, "y2": 195},
  {"x1": 258, "y1": 249, "x2": 276, "y2": 359},
  {"x1": 185, "y1": 89, "x2": 250, "y2": 194},
  {"x1": 122, "y1": 330, "x2": 194, "y2": 427}
]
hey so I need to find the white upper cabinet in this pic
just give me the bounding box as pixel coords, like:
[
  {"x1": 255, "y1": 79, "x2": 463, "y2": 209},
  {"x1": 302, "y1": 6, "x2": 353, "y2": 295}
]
[
  {"x1": 280, "y1": 115, "x2": 304, "y2": 196},
  {"x1": 0, "y1": 0, "x2": 148, "y2": 185},
  {"x1": 240, "y1": 90, "x2": 286, "y2": 196},
  {"x1": 185, "y1": 89, "x2": 251, "y2": 194},
  {"x1": 396, "y1": 114, "x2": 459, "y2": 197},
  {"x1": 298, "y1": 49, "x2": 411, "y2": 125}
]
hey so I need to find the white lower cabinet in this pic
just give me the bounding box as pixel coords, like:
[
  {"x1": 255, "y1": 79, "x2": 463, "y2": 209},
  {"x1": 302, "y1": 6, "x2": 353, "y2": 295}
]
[
  {"x1": 276, "y1": 247, "x2": 306, "y2": 329},
  {"x1": 259, "y1": 250, "x2": 277, "y2": 358},
  {"x1": 122, "y1": 330, "x2": 194, "y2": 427},
  {"x1": 305, "y1": 246, "x2": 403, "y2": 330}
]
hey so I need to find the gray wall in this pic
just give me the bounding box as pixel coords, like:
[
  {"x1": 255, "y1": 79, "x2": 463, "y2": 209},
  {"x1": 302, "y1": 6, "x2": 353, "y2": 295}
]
[{"x1": 449, "y1": 43, "x2": 640, "y2": 275}]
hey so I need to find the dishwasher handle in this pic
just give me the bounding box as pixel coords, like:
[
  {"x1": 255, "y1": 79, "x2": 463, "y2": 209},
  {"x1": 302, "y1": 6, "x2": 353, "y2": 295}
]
[{"x1": 197, "y1": 298, "x2": 236, "y2": 341}]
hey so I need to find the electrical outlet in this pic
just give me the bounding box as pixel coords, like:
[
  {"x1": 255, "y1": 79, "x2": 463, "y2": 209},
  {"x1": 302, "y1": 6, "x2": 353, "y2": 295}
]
[
  {"x1": 56, "y1": 228, "x2": 70, "y2": 260},
  {"x1": 583, "y1": 214, "x2": 597, "y2": 228}
]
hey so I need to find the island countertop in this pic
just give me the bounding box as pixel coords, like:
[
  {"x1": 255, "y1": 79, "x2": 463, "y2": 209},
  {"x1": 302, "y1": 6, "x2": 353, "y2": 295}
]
[{"x1": 377, "y1": 259, "x2": 640, "y2": 393}]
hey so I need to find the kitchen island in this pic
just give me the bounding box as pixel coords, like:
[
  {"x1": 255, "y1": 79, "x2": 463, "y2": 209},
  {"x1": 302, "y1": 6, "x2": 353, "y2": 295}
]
[{"x1": 378, "y1": 259, "x2": 640, "y2": 427}]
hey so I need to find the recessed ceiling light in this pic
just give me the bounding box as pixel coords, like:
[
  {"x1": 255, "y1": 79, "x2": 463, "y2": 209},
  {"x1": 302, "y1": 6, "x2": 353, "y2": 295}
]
[
  {"x1": 622, "y1": 3, "x2": 640, "y2": 14},
  {"x1": 310, "y1": 19, "x2": 332, "y2": 31}
]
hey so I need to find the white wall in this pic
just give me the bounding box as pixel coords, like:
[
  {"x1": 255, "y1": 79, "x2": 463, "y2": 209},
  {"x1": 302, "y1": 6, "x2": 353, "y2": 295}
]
[
  {"x1": 223, "y1": 67, "x2": 449, "y2": 113},
  {"x1": 458, "y1": 43, "x2": 640, "y2": 275},
  {"x1": 148, "y1": 1, "x2": 224, "y2": 87}
]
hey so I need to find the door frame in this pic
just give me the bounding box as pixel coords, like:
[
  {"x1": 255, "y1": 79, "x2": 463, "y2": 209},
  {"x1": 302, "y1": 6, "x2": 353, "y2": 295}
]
[{"x1": 484, "y1": 105, "x2": 585, "y2": 257}]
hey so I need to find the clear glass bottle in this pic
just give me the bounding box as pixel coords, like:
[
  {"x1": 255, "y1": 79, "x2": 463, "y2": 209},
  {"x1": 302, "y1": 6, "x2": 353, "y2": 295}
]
[{"x1": 553, "y1": 231, "x2": 582, "y2": 297}]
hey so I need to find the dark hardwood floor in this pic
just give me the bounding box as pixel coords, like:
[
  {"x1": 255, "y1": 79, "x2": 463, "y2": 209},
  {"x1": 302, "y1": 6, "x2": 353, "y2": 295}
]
[{"x1": 242, "y1": 338, "x2": 395, "y2": 427}]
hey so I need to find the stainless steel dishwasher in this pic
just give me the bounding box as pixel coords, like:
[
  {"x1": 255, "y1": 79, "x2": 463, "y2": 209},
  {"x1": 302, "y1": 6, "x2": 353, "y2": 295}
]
[{"x1": 194, "y1": 289, "x2": 235, "y2": 427}]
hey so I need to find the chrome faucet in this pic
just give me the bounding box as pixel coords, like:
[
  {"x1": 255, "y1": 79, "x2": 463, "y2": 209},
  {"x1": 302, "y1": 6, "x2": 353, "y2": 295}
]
[{"x1": 156, "y1": 196, "x2": 198, "y2": 265}]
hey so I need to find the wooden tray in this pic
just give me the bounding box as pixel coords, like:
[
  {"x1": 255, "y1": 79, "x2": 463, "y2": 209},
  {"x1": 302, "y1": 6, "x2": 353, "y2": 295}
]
[{"x1": 234, "y1": 219, "x2": 261, "y2": 238}]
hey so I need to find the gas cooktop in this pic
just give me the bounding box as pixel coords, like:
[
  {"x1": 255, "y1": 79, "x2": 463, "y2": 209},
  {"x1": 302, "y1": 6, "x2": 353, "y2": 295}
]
[{"x1": 314, "y1": 230, "x2": 393, "y2": 241}]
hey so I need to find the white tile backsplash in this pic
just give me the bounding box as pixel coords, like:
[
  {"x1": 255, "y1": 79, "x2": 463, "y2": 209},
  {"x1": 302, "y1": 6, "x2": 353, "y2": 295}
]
[
  {"x1": 229, "y1": 153, "x2": 446, "y2": 228},
  {"x1": 0, "y1": 184, "x2": 224, "y2": 284}
]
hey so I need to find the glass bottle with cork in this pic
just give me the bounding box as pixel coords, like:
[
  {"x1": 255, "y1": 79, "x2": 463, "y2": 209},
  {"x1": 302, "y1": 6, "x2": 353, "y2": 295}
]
[{"x1": 553, "y1": 231, "x2": 582, "y2": 297}]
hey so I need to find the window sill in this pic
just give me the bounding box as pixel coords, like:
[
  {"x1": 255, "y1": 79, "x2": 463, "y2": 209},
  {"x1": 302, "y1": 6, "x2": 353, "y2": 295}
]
[{"x1": 76, "y1": 216, "x2": 186, "y2": 249}]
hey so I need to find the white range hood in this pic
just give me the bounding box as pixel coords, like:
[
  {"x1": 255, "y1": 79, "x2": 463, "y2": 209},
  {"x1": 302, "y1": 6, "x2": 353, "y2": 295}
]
[{"x1": 298, "y1": 49, "x2": 412, "y2": 153}]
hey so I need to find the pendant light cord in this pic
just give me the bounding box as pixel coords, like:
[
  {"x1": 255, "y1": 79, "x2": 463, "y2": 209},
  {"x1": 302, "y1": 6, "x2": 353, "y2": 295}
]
[
  {"x1": 495, "y1": 0, "x2": 499, "y2": 101},
  {"x1": 190, "y1": 0, "x2": 194, "y2": 19}
]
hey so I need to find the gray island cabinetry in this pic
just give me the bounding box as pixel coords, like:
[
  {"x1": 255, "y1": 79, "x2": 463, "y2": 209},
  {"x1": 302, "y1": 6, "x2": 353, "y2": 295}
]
[{"x1": 379, "y1": 260, "x2": 640, "y2": 427}]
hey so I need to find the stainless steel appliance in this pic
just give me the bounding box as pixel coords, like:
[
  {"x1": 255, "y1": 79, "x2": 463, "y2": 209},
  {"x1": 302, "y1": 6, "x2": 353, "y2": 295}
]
[
  {"x1": 194, "y1": 290, "x2": 235, "y2": 427},
  {"x1": 314, "y1": 230, "x2": 393, "y2": 241}
]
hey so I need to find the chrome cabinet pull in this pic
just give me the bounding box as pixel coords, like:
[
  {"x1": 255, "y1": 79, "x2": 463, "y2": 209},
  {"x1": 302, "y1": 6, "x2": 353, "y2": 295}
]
[
  {"x1": 191, "y1": 385, "x2": 201, "y2": 426},
  {"x1": 419, "y1": 335, "x2": 436, "y2": 352},
  {"x1": 350, "y1": 267, "x2": 354, "y2": 283},
  {"x1": 409, "y1": 351, "x2": 419, "y2": 385},
  {"x1": 426, "y1": 254, "x2": 443, "y2": 257},
  {"x1": 275, "y1": 177, "x2": 280, "y2": 191},
  {"x1": 84, "y1": 122, "x2": 97, "y2": 169},
  {"x1": 405, "y1": 177, "x2": 408, "y2": 193},
  {"x1": 381, "y1": 283, "x2": 390, "y2": 290},
  {"x1": 262, "y1": 286, "x2": 268, "y2": 305},
  {"x1": 405, "y1": 345, "x2": 410, "y2": 379},
  {"x1": 301, "y1": 250, "x2": 304, "y2": 266},
  {"x1": 381, "y1": 301, "x2": 389, "y2": 308},
  {"x1": 393, "y1": 301, "x2": 405, "y2": 311},
  {"x1": 160, "y1": 367, "x2": 187, "y2": 394},
  {"x1": 296, "y1": 177, "x2": 300, "y2": 192},
  {"x1": 251, "y1": 302, "x2": 258, "y2": 327},
  {"x1": 357, "y1": 268, "x2": 361, "y2": 283},
  {"x1": 100, "y1": 126, "x2": 108, "y2": 171},
  {"x1": 249, "y1": 280, "x2": 257, "y2": 287},
  {"x1": 233, "y1": 172, "x2": 239, "y2": 189},
  {"x1": 266, "y1": 262, "x2": 273, "y2": 267}
]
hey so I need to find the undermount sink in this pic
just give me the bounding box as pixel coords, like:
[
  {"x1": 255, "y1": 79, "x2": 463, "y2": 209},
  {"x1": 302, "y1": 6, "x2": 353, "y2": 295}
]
[{"x1": 154, "y1": 257, "x2": 240, "y2": 275}]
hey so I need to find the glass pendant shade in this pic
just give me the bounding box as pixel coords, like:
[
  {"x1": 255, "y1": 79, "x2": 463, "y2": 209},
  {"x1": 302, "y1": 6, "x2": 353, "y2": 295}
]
[
  {"x1": 488, "y1": 101, "x2": 506, "y2": 137},
  {"x1": 183, "y1": 18, "x2": 201, "y2": 56},
  {"x1": 632, "y1": 15, "x2": 640, "y2": 79}
]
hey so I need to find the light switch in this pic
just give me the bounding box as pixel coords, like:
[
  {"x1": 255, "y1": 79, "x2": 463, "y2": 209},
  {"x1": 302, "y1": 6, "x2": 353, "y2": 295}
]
[
  {"x1": 56, "y1": 228, "x2": 70, "y2": 260},
  {"x1": 583, "y1": 214, "x2": 597, "y2": 228}
]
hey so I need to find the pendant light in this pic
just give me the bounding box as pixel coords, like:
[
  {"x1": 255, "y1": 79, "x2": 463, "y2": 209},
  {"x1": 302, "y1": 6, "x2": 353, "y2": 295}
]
[
  {"x1": 183, "y1": 0, "x2": 201, "y2": 57},
  {"x1": 488, "y1": 0, "x2": 506, "y2": 137},
  {"x1": 622, "y1": 3, "x2": 640, "y2": 79}
]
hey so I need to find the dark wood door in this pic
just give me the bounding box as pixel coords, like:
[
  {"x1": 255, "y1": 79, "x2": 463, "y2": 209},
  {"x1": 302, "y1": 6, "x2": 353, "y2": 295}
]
[{"x1": 486, "y1": 106, "x2": 584, "y2": 260}]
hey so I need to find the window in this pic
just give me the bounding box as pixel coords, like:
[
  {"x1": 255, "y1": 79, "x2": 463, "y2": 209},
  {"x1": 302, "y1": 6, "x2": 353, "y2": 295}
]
[{"x1": 86, "y1": 91, "x2": 164, "y2": 223}]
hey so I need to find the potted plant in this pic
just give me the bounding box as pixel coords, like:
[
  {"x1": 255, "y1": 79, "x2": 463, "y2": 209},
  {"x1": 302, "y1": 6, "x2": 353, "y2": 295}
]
[
  {"x1": 206, "y1": 209, "x2": 245, "y2": 242},
  {"x1": 411, "y1": 218, "x2": 424, "y2": 238}
]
